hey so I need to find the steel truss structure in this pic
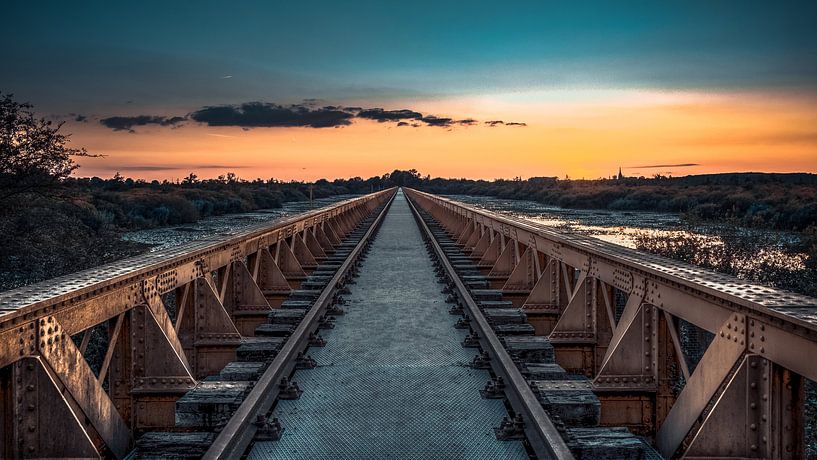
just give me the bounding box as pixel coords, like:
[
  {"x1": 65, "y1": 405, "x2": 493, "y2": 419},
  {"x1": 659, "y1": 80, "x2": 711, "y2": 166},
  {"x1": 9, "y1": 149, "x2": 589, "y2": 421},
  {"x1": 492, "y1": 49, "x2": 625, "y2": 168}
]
[
  {"x1": 0, "y1": 190, "x2": 393, "y2": 458},
  {"x1": 406, "y1": 188, "x2": 816, "y2": 459}
]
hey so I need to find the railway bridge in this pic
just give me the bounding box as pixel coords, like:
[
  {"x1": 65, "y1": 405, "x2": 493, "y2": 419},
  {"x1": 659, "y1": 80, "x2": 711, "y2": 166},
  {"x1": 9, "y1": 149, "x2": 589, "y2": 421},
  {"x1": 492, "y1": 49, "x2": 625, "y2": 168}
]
[{"x1": 1, "y1": 188, "x2": 815, "y2": 459}]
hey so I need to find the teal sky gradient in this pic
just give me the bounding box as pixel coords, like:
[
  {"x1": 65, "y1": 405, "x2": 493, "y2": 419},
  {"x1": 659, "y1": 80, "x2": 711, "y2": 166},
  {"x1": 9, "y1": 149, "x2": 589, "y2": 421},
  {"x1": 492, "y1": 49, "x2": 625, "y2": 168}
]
[{"x1": 3, "y1": 0, "x2": 816, "y2": 114}]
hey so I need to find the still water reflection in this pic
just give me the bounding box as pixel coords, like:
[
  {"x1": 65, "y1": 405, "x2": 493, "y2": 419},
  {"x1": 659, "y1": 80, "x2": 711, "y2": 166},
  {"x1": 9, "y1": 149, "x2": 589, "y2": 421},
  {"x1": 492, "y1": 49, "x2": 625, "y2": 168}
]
[{"x1": 444, "y1": 195, "x2": 807, "y2": 274}]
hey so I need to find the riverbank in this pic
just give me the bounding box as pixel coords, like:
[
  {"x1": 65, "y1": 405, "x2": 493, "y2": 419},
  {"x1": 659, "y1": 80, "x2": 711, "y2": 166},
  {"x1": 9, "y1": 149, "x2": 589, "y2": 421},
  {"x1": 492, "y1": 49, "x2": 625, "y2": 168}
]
[
  {"x1": 448, "y1": 194, "x2": 816, "y2": 298},
  {"x1": 0, "y1": 181, "x2": 359, "y2": 291}
]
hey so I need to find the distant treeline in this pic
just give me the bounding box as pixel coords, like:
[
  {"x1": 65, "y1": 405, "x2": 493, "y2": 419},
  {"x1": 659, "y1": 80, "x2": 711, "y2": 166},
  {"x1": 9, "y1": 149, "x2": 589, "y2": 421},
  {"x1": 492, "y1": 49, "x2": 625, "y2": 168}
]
[
  {"x1": 3, "y1": 168, "x2": 817, "y2": 290},
  {"x1": 0, "y1": 173, "x2": 391, "y2": 290},
  {"x1": 410, "y1": 172, "x2": 817, "y2": 232},
  {"x1": 57, "y1": 173, "x2": 394, "y2": 229}
]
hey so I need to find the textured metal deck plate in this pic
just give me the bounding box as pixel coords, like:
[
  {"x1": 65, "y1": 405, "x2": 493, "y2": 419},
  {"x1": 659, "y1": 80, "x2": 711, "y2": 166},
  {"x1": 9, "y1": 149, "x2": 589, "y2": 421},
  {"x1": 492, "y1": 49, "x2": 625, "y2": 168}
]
[{"x1": 249, "y1": 192, "x2": 527, "y2": 460}]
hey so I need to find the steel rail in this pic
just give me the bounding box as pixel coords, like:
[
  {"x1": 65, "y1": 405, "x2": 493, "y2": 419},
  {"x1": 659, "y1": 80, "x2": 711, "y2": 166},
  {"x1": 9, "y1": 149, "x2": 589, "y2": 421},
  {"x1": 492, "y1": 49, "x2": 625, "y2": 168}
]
[
  {"x1": 405, "y1": 192, "x2": 575, "y2": 460},
  {"x1": 202, "y1": 189, "x2": 397, "y2": 460},
  {"x1": 406, "y1": 189, "x2": 817, "y2": 336}
]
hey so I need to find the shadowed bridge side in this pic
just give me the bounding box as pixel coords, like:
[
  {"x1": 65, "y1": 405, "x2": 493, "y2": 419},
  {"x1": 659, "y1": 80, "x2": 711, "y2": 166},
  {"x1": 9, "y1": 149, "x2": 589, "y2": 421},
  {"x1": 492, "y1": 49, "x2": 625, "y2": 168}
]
[
  {"x1": 405, "y1": 188, "x2": 817, "y2": 459},
  {"x1": 0, "y1": 190, "x2": 394, "y2": 459}
]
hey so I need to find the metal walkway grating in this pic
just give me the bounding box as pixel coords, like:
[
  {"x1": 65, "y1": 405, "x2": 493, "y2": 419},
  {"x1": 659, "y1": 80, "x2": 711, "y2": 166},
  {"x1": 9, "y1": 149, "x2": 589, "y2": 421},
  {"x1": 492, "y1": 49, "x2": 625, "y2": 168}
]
[{"x1": 249, "y1": 191, "x2": 527, "y2": 459}]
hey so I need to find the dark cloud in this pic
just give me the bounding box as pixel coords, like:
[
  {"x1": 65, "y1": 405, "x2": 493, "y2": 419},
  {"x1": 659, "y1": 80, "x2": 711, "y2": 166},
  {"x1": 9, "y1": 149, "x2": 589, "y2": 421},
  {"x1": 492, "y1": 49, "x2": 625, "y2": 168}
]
[
  {"x1": 100, "y1": 101, "x2": 527, "y2": 132},
  {"x1": 485, "y1": 120, "x2": 526, "y2": 127},
  {"x1": 189, "y1": 102, "x2": 354, "y2": 128},
  {"x1": 420, "y1": 116, "x2": 453, "y2": 127},
  {"x1": 74, "y1": 114, "x2": 88, "y2": 122},
  {"x1": 100, "y1": 115, "x2": 186, "y2": 132},
  {"x1": 357, "y1": 108, "x2": 423, "y2": 122}
]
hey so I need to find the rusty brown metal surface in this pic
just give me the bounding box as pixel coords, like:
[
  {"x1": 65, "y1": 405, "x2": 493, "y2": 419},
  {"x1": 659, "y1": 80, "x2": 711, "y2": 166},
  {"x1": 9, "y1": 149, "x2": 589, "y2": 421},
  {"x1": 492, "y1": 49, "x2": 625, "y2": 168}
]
[
  {"x1": 0, "y1": 189, "x2": 394, "y2": 458},
  {"x1": 405, "y1": 189, "x2": 817, "y2": 376},
  {"x1": 0, "y1": 191, "x2": 392, "y2": 340},
  {"x1": 406, "y1": 188, "x2": 816, "y2": 458}
]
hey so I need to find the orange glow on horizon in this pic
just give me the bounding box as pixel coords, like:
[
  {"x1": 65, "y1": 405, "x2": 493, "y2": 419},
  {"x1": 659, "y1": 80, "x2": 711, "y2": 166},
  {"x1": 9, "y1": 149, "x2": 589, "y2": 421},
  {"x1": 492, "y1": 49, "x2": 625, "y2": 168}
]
[{"x1": 70, "y1": 89, "x2": 817, "y2": 182}]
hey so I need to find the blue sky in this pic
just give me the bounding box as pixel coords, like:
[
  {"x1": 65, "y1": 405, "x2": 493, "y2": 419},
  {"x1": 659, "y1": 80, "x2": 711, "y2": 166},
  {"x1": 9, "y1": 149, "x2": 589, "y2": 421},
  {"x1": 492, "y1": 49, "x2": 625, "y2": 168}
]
[
  {"x1": 3, "y1": 1, "x2": 817, "y2": 181},
  {"x1": 3, "y1": 0, "x2": 816, "y2": 113}
]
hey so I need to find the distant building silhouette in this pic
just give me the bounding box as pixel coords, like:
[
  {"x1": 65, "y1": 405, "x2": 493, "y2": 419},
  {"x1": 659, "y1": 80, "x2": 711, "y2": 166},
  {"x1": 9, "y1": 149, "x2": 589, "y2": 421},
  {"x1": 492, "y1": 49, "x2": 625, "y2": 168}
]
[{"x1": 617, "y1": 167, "x2": 624, "y2": 180}]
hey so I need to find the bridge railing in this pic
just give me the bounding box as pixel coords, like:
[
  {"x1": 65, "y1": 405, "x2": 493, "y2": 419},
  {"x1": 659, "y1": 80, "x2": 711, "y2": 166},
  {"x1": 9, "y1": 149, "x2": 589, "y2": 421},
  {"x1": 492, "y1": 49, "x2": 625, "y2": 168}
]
[
  {"x1": 0, "y1": 189, "x2": 395, "y2": 459},
  {"x1": 405, "y1": 188, "x2": 816, "y2": 458}
]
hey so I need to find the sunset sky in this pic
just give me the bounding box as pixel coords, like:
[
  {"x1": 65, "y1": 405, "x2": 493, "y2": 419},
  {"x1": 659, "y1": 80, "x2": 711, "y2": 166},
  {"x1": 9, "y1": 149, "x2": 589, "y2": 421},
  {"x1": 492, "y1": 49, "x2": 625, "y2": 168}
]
[{"x1": 3, "y1": 1, "x2": 816, "y2": 181}]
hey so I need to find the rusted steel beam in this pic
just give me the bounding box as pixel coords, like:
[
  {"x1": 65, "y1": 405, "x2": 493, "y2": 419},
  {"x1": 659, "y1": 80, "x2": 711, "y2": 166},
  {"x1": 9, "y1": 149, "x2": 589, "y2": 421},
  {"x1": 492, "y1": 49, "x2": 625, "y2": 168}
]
[
  {"x1": 406, "y1": 188, "x2": 816, "y2": 458},
  {"x1": 0, "y1": 190, "x2": 393, "y2": 457},
  {"x1": 3, "y1": 357, "x2": 101, "y2": 458},
  {"x1": 0, "y1": 190, "x2": 394, "y2": 359},
  {"x1": 38, "y1": 316, "x2": 132, "y2": 458},
  {"x1": 202, "y1": 190, "x2": 396, "y2": 460},
  {"x1": 405, "y1": 189, "x2": 817, "y2": 377},
  {"x1": 0, "y1": 191, "x2": 393, "y2": 458}
]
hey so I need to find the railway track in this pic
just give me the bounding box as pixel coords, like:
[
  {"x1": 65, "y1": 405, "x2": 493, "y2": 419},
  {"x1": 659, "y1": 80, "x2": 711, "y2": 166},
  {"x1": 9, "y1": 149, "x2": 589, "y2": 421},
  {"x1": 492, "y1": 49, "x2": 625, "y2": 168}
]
[
  {"x1": 408, "y1": 194, "x2": 660, "y2": 459},
  {"x1": 130, "y1": 191, "x2": 395, "y2": 459},
  {"x1": 3, "y1": 187, "x2": 814, "y2": 459},
  {"x1": 133, "y1": 190, "x2": 655, "y2": 459}
]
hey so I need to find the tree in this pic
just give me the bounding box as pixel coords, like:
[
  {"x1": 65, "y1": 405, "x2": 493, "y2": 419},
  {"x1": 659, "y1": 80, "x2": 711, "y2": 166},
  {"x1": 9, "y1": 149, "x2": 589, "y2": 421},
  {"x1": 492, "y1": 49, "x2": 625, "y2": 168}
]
[
  {"x1": 0, "y1": 92, "x2": 95, "y2": 202},
  {"x1": 182, "y1": 172, "x2": 198, "y2": 185}
]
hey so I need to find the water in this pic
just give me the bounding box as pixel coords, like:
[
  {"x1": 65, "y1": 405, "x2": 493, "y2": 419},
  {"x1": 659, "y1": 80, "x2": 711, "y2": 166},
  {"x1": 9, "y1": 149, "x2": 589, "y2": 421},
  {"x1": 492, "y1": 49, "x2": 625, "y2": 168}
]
[
  {"x1": 444, "y1": 194, "x2": 808, "y2": 274},
  {"x1": 121, "y1": 192, "x2": 808, "y2": 279},
  {"x1": 122, "y1": 195, "x2": 359, "y2": 251}
]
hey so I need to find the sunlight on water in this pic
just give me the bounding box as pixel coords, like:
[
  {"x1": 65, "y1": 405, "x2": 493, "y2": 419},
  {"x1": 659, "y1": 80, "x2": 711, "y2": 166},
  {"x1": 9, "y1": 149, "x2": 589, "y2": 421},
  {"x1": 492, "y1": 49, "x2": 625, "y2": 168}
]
[{"x1": 445, "y1": 195, "x2": 807, "y2": 274}]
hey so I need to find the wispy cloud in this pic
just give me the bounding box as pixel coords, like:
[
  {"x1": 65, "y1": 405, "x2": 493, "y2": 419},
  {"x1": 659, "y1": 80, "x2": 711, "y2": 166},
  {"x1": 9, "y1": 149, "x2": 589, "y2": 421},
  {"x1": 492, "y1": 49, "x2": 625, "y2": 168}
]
[
  {"x1": 629, "y1": 163, "x2": 700, "y2": 169},
  {"x1": 680, "y1": 132, "x2": 817, "y2": 146},
  {"x1": 114, "y1": 164, "x2": 246, "y2": 171},
  {"x1": 485, "y1": 120, "x2": 526, "y2": 127}
]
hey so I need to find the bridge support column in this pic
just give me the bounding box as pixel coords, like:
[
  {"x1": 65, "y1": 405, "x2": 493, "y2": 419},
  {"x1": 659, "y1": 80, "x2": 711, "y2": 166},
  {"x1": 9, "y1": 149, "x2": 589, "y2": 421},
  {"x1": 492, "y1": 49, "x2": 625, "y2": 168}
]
[
  {"x1": 549, "y1": 275, "x2": 613, "y2": 376},
  {"x1": 502, "y1": 246, "x2": 541, "y2": 307},
  {"x1": 275, "y1": 239, "x2": 307, "y2": 289},
  {"x1": 455, "y1": 220, "x2": 476, "y2": 246},
  {"x1": 477, "y1": 234, "x2": 502, "y2": 274},
  {"x1": 223, "y1": 260, "x2": 272, "y2": 336},
  {"x1": 304, "y1": 229, "x2": 327, "y2": 261},
  {"x1": 110, "y1": 301, "x2": 196, "y2": 433},
  {"x1": 487, "y1": 238, "x2": 518, "y2": 289},
  {"x1": 314, "y1": 225, "x2": 336, "y2": 254},
  {"x1": 177, "y1": 277, "x2": 241, "y2": 379},
  {"x1": 656, "y1": 313, "x2": 804, "y2": 458},
  {"x1": 462, "y1": 223, "x2": 482, "y2": 253},
  {"x1": 684, "y1": 356, "x2": 803, "y2": 458},
  {"x1": 592, "y1": 290, "x2": 663, "y2": 437},
  {"x1": 291, "y1": 232, "x2": 318, "y2": 272},
  {"x1": 251, "y1": 247, "x2": 292, "y2": 308},
  {"x1": 322, "y1": 221, "x2": 342, "y2": 246},
  {"x1": 1, "y1": 357, "x2": 101, "y2": 459},
  {"x1": 521, "y1": 258, "x2": 563, "y2": 335}
]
